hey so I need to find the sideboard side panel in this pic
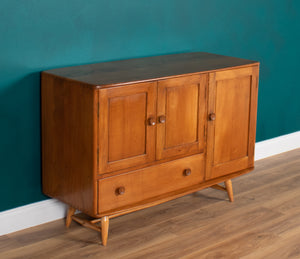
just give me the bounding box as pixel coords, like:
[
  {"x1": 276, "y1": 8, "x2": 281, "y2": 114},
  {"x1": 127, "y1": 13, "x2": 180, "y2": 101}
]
[{"x1": 42, "y1": 73, "x2": 97, "y2": 215}]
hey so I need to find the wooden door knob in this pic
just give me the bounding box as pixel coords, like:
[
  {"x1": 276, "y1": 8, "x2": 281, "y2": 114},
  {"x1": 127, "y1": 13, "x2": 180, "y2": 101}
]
[
  {"x1": 148, "y1": 117, "x2": 156, "y2": 126},
  {"x1": 115, "y1": 186, "x2": 125, "y2": 195},
  {"x1": 183, "y1": 169, "x2": 191, "y2": 176},
  {"x1": 209, "y1": 113, "x2": 216, "y2": 121},
  {"x1": 159, "y1": 115, "x2": 166, "y2": 123}
]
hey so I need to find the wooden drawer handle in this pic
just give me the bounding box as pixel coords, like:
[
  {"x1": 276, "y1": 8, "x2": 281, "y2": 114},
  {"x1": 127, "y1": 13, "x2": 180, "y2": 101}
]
[
  {"x1": 183, "y1": 169, "x2": 191, "y2": 176},
  {"x1": 158, "y1": 115, "x2": 166, "y2": 124},
  {"x1": 148, "y1": 117, "x2": 156, "y2": 126},
  {"x1": 115, "y1": 186, "x2": 125, "y2": 195},
  {"x1": 209, "y1": 113, "x2": 216, "y2": 121}
]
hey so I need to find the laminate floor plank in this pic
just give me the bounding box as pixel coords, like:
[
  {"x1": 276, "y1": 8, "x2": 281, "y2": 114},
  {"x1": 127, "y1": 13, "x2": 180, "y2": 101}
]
[
  {"x1": 242, "y1": 225, "x2": 300, "y2": 259},
  {"x1": 182, "y1": 207, "x2": 300, "y2": 259},
  {"x1": 0, "y1": 236, "x2": 21, "y2": 253},
  {"x1": 6, "y1": 219, "x2": 73, "y2": 246},
  {"x1": 1, "y1": 148, "x2": 299, "y2": 259}
]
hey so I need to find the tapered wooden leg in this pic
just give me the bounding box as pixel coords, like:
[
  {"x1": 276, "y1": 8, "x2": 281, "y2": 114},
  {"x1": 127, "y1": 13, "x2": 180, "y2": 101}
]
[
  {"x1": 225, "y1": 179, "x2": 234, "y2": 202},
  {"x1": 66, "y1": 206, "x2": 76, "y2": 227},
  {"x1": 101, "y1": 216, "x2": 109, "y2": 246}
]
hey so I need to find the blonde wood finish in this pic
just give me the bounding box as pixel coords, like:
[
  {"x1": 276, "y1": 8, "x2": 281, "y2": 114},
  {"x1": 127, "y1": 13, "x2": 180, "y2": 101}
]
[
  {"x1": 210, "y1": 184, "x2": 226, "y2": 191},
  {"x1": 68, "y1": 214, "x2": 110, "y2": 246},
  {"x1": 210, "y1": 180, "x2": 234, "y2": 202},
  {"x1": 66, "y1": 207, "x2": 76, "y2": 228},
  {"x1": 43, "y1": 52, "x2": 258, "y2": 87},
  {"x1": 96, "y1": 167, "x2": 253, "y2": 219},
  {"x1": 101, "y1": 216, "x2": 109, "y2": 246},
  {"x1": 98, "y1": 154, "x2": 205, "y2": 213},
  {"x1": 3, "y1": 149, "x2": 300, "y2": 258},
  {"x1": 98, "y1": 82, "x2": 157, "y2": 173},
  {"x1": 41, "y1": 74, "x2": 97, "y2": 216},
  {"x1": 225, "y1": 179, "x2": 234, "y2": 202},
  {"x1": 156, "y1": 75, "x2": 207, "y2": 160},
  {"x1": 41, "y1": 52, "x2": 259, "y2": 245},
  {"x1": 71, "y1": 216, "x2": 101, "y2": 233},
  {"x1": 206, "y1": 66, "x2": 259, "y2": 179}
]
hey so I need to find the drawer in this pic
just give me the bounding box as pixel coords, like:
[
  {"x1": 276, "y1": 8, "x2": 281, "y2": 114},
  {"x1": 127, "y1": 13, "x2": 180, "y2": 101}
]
[{"x1": 97, "y1": 154, "x2": 204, "y2": 213}]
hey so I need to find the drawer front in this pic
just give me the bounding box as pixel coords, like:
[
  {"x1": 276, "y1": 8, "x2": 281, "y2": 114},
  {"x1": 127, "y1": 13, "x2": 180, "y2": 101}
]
[{"x1": 98, "y1": 154, "x2": 204, "y2": 213}]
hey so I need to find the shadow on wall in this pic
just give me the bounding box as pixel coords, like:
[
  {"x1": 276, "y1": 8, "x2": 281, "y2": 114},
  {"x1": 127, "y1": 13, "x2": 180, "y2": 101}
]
[{"x1": 0, "y1": 72, "x2": 47, "y2": 211}]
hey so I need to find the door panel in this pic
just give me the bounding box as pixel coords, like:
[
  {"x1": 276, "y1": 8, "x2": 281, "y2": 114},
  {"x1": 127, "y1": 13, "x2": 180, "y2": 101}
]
[
  {"x1": 108, "y1": 93, "x2": 147, "y2": 162},
  {"x1": 98, "y1": 82, "x2": 157, "y2": 173},
  {"x1": 214, "y1": 76, "x2": 251, "y2": 164},
  {"x1": 165, "y1": 84, "x2": 198, "y2": 148},
  {"x1": 206, "y1": 66, "x2": 259, "y2": 179},
  {"x1": 156, "y1": 75, "x2": 207, "y2": 160}
]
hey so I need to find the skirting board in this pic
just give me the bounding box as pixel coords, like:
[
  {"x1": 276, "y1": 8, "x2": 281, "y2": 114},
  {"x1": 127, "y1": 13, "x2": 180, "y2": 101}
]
[
  {"x1": 254, "y1": 131, "x2": 300, "y2": 161},
  {"x1": 1, "y1": 131, "x2": 299, "y2": 236},
  {"x1": 0, "y1": 199, "x2": 68, "y2": 236}
]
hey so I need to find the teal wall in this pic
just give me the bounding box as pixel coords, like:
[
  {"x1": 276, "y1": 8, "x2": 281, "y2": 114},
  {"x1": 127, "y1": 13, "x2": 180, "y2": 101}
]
[{"x1": 0, "y1": 0, "x2": 299, "y2": 212}]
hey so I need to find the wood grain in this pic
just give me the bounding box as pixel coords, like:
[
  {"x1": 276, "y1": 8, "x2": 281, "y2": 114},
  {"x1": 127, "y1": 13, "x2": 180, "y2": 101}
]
[
  {"x1": 225, "y1": 179, "x2": 234, "y2": 202},
  {"x1": 214, "y1": 76, "x2": 250, "y2": 164},
  {"x1": 206, "y1": 66, "x2": 259, "y2": 180},
  {"x1": 108, "y1": 92, "x2": 147, "y2": 162},
  {"x1": 156, "y1": 74, "x2": 207, "y2": 160},
  {"x1": 41, "y1": 53, "x2": 259, "y2": 245},
  {"x1": 41, "y1": 73, "x2": 97, "y2": 216},
  {"x1": 66, "y1": 207, "x2": 75, "y2": 227},
  {"x1": 98, "y1": 81, "x2": 157, "y2": 174},
  {"x1": 2, "y1": 149, "x2": 299, "y2": 258},
  {"x1": 44, "y1": 52, "x2": 258, "y2": 87},
  {"x1": 97, "y1": 154, "x2": 205, "y2": 213},
  {"x1": 101, "y1": 216, "x2": 109, "y2": 246}
]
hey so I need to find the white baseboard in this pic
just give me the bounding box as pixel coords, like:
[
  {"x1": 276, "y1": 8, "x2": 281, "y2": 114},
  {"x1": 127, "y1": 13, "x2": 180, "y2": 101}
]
[
  {"x1": 254, "y1": 131, "x2": 300, "y2": 161},
  {"x1": 1, "y1": 131, "x2": 299, "y2": 236},
  {"x1": 0, "y1": 199, "x2": 67, "y2": 236}
]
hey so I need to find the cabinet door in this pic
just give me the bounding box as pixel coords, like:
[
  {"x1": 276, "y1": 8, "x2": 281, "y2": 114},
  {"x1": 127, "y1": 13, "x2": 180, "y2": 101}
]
[
  {"x1": 206, "y1": 66, "x2": 259, "y2": 179},
  {"x1": 98, "y1": 82, "x2": 157, "y2": 173},
  {"x1": 156, "y1": 75, "x2": 207, "y2": 160}
]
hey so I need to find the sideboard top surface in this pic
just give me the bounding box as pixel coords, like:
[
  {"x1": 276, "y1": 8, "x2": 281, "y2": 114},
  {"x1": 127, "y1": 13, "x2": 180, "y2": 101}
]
[{"x1": 44, "y1": 52, "x2": 259, "y2": 88}]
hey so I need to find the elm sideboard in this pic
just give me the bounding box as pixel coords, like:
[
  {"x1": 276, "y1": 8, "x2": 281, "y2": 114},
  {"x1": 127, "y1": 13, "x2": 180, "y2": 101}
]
[{"x1": 41, "y1": 52, "x2": 259, "y2": 246}]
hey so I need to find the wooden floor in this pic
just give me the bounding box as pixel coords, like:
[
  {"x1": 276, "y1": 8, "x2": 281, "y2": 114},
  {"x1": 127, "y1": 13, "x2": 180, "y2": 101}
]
[{"x1": 1, "y1": 149, "x2": 300, "y2": 259}]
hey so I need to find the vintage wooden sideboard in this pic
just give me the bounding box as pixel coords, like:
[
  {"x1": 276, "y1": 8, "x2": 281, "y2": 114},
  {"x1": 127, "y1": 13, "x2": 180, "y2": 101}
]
[{"x1": 41, "y1": 52, "x2": 259, "y2": 246}]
